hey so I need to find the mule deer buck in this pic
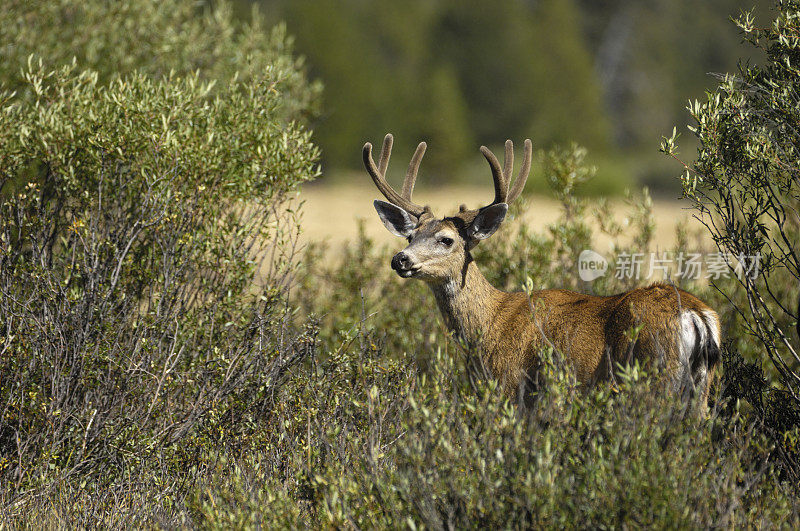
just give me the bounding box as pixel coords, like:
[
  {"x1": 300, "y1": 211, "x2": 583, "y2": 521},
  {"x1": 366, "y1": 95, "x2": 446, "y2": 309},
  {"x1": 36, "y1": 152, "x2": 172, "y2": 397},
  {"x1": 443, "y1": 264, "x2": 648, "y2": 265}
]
[{"x1": 364, "y1": 134, "x2": 721, "y2": 407}]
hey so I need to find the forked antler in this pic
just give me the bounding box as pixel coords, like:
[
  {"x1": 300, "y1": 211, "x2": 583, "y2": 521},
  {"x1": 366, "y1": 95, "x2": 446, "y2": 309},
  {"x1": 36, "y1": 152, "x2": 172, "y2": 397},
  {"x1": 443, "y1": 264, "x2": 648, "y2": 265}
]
[
  {"x1": 364, "y1": 134, "x2": 531, "y2": 222},
  {"x1": 479, "y1": 139, "x2": 532, "y2": 208},
  {"x1": 363, "y1": 134, "x2": 431, "y2": 219}
]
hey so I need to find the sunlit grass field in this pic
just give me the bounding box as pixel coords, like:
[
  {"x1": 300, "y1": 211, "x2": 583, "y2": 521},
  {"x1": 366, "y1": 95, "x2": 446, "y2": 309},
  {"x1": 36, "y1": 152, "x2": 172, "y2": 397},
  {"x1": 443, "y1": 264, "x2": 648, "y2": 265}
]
[{"x1": 298, "y1": 181, "x2": 706, "y2": 252}]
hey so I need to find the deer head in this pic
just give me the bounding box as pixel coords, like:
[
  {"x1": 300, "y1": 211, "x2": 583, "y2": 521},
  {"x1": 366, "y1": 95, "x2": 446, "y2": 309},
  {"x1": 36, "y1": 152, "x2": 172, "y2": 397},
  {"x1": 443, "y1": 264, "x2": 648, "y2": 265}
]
[{"x1": 364, "y1": 134, "x2": 532, "y2": 283}]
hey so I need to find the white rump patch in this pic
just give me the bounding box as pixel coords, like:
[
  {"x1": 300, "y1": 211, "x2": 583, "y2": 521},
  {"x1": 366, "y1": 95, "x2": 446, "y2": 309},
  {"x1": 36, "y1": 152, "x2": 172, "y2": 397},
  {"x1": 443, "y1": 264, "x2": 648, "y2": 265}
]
[
  {"x1": 676, "y1": 309, "x2": 719, "y2": 397},
  {"x1": 678, "y1": 310, "x2": 706, "y2": 368},
  {"x1": 702, "y1": 309, "x2": 721, "y2": 347}
]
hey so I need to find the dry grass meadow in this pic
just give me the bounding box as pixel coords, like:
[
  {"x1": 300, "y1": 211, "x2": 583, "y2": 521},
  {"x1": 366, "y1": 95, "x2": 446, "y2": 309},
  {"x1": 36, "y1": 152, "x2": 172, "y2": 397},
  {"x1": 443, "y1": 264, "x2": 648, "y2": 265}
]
[{"x1": 297, "y1": 182, "x2": 708, "y2": 253}]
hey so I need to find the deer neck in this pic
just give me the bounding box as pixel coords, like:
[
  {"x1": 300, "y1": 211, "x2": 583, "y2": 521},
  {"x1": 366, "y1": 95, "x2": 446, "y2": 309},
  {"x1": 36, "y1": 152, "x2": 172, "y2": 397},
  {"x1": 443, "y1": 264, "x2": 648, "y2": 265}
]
[{"x1": 428, "y1": 255, "x2": 503, "y2": 348}]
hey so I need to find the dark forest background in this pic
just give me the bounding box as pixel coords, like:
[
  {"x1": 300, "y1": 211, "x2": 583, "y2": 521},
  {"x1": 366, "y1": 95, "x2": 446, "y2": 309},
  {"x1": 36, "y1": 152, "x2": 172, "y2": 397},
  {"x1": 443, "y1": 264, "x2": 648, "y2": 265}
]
[{"x1": 235, "y1": 0, "x2": 770, "y2": 192}]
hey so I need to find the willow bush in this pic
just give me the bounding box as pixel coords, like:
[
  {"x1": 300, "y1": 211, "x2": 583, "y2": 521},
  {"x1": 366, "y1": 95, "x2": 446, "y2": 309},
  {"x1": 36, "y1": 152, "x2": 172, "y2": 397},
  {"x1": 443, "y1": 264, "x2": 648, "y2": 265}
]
[
  {"x1": 0, "y1": 0, "x2": 320, "y2": 120},
  {"x1": 0, "y1": 0, "x2": 320, "y2": 515},
  {"x1": 662, "y1": 0, "x2": 800, "y2": 477}
]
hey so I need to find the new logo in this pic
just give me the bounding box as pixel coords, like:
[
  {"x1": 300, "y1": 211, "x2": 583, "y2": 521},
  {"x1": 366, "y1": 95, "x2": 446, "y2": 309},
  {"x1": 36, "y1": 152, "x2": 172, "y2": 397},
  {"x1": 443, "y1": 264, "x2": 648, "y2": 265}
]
[{"x1": 578, "y1": 250, "x2": 608, "y2": 281}]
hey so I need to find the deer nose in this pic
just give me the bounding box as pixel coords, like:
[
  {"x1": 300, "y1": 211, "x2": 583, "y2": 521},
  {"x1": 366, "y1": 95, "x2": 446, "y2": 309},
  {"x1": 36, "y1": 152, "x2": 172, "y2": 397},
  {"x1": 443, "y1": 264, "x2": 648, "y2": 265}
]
[{"x1": 391, "y1": 252, "x2": 412, "y2": 271}]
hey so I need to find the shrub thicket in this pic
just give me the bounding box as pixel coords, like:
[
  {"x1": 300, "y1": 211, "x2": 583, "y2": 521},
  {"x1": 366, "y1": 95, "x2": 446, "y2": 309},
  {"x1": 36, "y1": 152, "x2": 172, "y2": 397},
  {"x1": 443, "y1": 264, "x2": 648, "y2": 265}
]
[
  {"x1": 0, "y1": 0, "x2": 321, "y2": 120},
  {"x1": 1, "y1": 0, "x2": 800, "y2": 527},
  {"x1": 189, "y1": 154, "x2": 799, "y2": 527},
  {"x1": 662, "y1": 0, "x2": 800, "y2": 478},
  {"x1": 0, "y1": 0, "x2": 320, "y2": 522}
]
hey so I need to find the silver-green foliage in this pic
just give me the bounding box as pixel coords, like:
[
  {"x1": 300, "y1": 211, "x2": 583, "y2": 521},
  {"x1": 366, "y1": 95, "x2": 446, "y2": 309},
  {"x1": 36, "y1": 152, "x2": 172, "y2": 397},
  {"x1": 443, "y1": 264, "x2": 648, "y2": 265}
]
[
  {"x1": 0, "y1": 0, "x2": 321, "y2": 120},
  {"x1": 663, "y1": 0, "x2": 800, "y2": 396},
  {"x1": 0, "y1": 0, "x2": 319, "y2": 491}
]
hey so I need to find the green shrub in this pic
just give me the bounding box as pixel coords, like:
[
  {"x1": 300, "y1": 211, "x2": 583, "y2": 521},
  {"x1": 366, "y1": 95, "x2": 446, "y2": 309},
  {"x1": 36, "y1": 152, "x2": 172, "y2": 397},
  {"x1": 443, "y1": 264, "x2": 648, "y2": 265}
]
[
  {"x1": 189, "y1": 321, "x2": 799, "y2": 528},
  {"x1": 662, "y1": 0, "x2": 800, "y2": 386},
  {"x1": 0, "y1": 0, "x2": 319, "y2": 499},
  {"x1": 662, "y1": 0, "x2": 800, "y2": 478},
  {"x1": 0, "y1": 0, "x2": 320, "y2": 120}
]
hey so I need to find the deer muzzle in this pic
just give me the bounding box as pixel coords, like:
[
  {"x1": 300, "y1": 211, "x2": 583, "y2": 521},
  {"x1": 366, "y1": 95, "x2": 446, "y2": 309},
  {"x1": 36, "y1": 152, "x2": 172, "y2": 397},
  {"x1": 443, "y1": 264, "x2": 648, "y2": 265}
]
[{"x1": 391, "y1": 251, "x2": 418, "y2": 278}]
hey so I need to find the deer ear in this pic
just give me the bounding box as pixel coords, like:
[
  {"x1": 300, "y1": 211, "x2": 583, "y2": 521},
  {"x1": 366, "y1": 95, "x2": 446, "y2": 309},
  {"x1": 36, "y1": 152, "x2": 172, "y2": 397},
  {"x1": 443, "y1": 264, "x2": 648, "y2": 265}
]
[
  {"x1": 469, "y1": 203, "x2": 508, "y2": 240},
  {"x1": 374, "y1": 200, "x2": 419, "y2": 238}
]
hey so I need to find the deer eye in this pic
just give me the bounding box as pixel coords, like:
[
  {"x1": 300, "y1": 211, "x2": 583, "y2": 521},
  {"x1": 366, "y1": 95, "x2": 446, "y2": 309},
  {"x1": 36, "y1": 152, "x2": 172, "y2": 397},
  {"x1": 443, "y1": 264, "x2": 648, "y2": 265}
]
[{"x1": 438, "y1": 236, "x2": 454, "y2": 247}]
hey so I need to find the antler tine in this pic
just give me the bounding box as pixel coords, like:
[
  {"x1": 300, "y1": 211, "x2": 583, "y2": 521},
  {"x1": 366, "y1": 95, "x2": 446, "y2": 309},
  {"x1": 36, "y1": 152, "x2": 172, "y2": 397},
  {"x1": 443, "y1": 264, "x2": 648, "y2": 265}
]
[
  {"x1": 502, "y1": 139, "x2": 514, "y2": 181},
  {"x1": 480, "y1": 145, "x2": 508, "y2": 205},
  {"x1": 378, "y1": 134, "x2": 393, "y2": 176},
  {"x1": 507, "y1": 139, "x2": 532, "y2": 204},
  {"x1": 479, "y1": 139, "x2": 531, "y2": 209},
  {"x1": 402, "y1": 141, "x2": 427, "y2": 200},
  {"x1": 363, "y1": 137, "x2": 426, "y2": 217}
]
